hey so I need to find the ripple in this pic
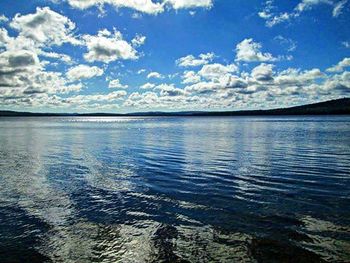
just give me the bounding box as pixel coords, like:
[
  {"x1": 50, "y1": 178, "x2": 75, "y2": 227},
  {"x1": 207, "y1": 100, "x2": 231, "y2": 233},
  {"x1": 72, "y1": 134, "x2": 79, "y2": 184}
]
[{"x1": 0, "y1": 116, "x2": 350, "y2": 262}]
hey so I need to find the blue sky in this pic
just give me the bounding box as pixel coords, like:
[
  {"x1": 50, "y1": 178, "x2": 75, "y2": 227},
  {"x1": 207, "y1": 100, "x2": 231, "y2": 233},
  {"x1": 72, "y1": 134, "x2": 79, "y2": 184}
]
[{"x1": 0, "y1": 0, "x2": 349, "y2": 112}]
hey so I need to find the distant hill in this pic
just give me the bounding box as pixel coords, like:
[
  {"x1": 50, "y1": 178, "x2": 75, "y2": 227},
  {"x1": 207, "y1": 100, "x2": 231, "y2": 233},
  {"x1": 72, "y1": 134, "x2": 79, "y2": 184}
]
[{"x1": 1, "y1": 98, "x2": 350, "y2": 117}]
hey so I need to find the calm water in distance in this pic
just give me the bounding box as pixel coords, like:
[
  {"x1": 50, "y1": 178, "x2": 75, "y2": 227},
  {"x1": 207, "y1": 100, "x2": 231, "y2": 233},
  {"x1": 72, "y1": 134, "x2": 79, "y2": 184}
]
[{"x1": 0, "y1": 116, "x2": 349, "y2": 262}]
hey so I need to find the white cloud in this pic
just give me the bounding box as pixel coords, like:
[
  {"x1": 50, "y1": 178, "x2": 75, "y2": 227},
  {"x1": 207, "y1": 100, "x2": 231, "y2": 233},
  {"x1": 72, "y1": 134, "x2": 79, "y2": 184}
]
[
  {"x1": 1, "y1": 6, "x2": 348, "y2": 111},
  {"x1": 140, "y1": 82, "x2": 156, "y2": 89},
  {"x1": 251, "y1": 63, "x2": 274, "y2": 82},
  {"x1": 235, "y1": 38, "x2": 276, "y2": 62},
  {"x1": 295, "y1": 0, "x2": 332, "y2": 12},
  {"x1": 65, "y1": 0, "x2": 213, "y2": 14},
  {"x1": 274, "y1": 68, "x2": 325, "y2": 86},
  {"x1": 184, "y1": 81, "x2": 222, "y2": 94},
  {"x1": 266, "y1": 13, "x2": 293, "y2": 27},
  {"x1": 147, "y1": 71, "x2": 163, "y2": 79},
  {"x1": 326, "y1": 57, "x2": 350, "y2": 72},
  {"x1": 123, "y1": 90, "x2": 202, "y2": 110},
  {"x1": 64, "y1": 90, "x2": 127, "y2": 105},
  {"x1": 67, "y1": 0, "x2": 164, "y2": 14},
  {"x1": 0, "y1": 14, "x2": 8, "y2": 23},
  {"x1": 131, "y1": 34, "x2": 146, "y2": 47},
  {"x1": 66, "y1": 65, "x2": 103, "y2": 81},
  {"x1": 176, "y1": 52, "x2": 214, "y2": 67},
  {"x1": 0, "y1": 23, "x2": 74, "y2": 67},
  {"x1": 199, "y1": 63, "x2": 238, "y2": 80},
  {"x1": 182, "y1": 70, "x2": 201, "y2": 84},
  {"x1": 0, "y1": 50, "x2": 82, "y2": 101},
  {"x1": 258, "y1": 1, "x2": 295, "y2": 27},
  {"x1": 5, "y1": 60, "x2": 347, "y2": 111},
  {"x1": 0, "y1": 49, "x2": 40, "y2": 72},
  {"x1": 259, "y1": 0, "x2": 347, "y2": 27},
  {"x1": 165, "y1": 0, "x2": 213, "y2": 10},
  {"x1": 333, "y1": 0, "x2": 348, "y2": 17},
  {"x1": 109, "y1": 79, "x2": 128, "y2": 89},
  {"x1": 223, "y1": 76, "x2": 248, "y2": 90},
  {"x1": 178, "y1": 62, "x2": 340, "y2": 108},
  {"x1": 0, "y1": 11, "x2": 86, "y2": 107},
  {"x1": 40, "y1": 51, "x2": 73, "y2": 64},
  {"x1": 10, "y1": 7, "x2": 80, "y2": 46},
  {"x1": 83, "y1": 29, "x2": 140, "y2": 63},
  {"x1": 319, "y1": 71, "x2": 350, "y2": 93},
  {"x1": 155, "y1": 83, "x2": 186, "y2": 96},
  {"x1": 137, "y1": 69, "x2": 146, "y2": 74},
  {"x1": 0, "y1": 8, "x2": 89, "y2": 108},
  {"x1": 0, "y1": 28, "x2": 10, "y2": 47},
  {"x1": 123, "y1": 91, "x2": 158, "y2": 108}
]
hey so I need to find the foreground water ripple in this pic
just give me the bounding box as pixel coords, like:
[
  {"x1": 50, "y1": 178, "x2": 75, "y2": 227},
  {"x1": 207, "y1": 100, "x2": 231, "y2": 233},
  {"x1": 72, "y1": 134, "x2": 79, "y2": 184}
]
[{"x1": 0, "y1": 116, "x2": 350, "y2": 262}]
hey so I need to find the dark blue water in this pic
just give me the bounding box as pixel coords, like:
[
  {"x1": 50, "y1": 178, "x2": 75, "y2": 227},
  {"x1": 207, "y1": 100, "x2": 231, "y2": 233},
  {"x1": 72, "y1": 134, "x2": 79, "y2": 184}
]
[{"x1": 0, "y1": 116, "x2": 349, "y2": 262}]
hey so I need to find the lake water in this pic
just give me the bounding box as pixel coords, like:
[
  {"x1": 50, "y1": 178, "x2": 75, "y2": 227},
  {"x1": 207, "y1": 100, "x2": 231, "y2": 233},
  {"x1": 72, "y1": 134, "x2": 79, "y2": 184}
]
[{"x1": 0, "y1": 116, "x2": 349, "y2": 262}]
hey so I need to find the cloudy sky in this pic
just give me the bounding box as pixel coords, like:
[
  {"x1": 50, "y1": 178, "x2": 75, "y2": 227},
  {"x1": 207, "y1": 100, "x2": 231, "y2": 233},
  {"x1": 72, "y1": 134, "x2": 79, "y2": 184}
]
[{"x1": 0, "y1": 0, "x2": 349, "y2": 113}]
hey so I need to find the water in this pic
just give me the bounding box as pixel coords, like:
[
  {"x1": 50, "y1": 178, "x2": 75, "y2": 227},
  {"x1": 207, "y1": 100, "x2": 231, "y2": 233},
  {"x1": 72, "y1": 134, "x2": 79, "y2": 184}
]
[{"x1": 0, "y1": 116, "x2": 349, "y2": 263}]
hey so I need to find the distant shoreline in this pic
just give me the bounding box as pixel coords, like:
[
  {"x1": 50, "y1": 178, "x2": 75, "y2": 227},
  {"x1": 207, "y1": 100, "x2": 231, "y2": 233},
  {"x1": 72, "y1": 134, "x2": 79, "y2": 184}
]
[{"x1": 1, "y1": 98, "x2": 350, "y2": 117}]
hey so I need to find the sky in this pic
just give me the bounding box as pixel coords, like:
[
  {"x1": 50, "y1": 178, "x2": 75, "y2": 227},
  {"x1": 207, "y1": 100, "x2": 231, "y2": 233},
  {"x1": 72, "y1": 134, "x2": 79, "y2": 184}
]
[{"x1": 0, "y1": 0, "x2": 349, "y2": 113}]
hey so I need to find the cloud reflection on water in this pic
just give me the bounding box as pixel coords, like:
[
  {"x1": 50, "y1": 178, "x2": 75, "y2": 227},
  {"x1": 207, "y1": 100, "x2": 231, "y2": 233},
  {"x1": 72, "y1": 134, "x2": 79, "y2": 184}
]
[{"x1": 0, "y1": 116, "x2": 349, "y2": 262}]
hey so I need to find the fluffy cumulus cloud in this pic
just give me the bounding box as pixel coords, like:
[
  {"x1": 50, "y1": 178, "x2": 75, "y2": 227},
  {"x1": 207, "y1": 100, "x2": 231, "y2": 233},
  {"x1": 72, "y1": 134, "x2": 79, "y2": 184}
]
[
  {"x1": 10, "y1": 7, "x2": 79, "y2": 46},
  {"x1": 199, "y1": 63, "x2": 238, "y2": 80},
  {"x1": 166, "y1": 0, "x2": 213, "y2": 9},
  {"x1": 0, "y1": 7, "x2": 129, "y2": 110},
  {"x1": 108, "y1": 79, "x2": 128, "y2": 89},
  {"x1": 182, "y1": 70, "x2": 201, "y2": 84},
  {"x1": 0, "y1": 28, "x2": 9, "y2": 45},
  {"x1": 67, "y1": 0, "x2": 164, "y2": 14},
  {"x1": 66, "y1": 90, "x2": 127, "y2": 104},
  {"x1": 155, "y1": 83, "x2": 186, "y2": 96},
  {"x1": 64, "y1": 0, "x2": 213, "y2": 14},
  {"x1": 0, "y1": 7, "x2": 79, "y2": 69},
  {"x1": 1, "y1": 3, "x2": 349, "y2": 112},
  {"x1": 235, "y1": 38, "x2": 276, "y2": 62},
  {"x1": 321, "y1": 71, "x2": 350, "y2": 93},
  {"x1": 176, "y1": 52, "x2": 214, "y2": 67},
  {"x1": 83, "y1": 29, "x2": 140, "y2": 63},
  {"x1": 184, "y1": 81, "x2": 222, "y2": 94},
  {"x1": 0, "y1": 50, "x2": 40, "y2": 70},
  {"x1": 273, "y1": 68, "x2": 325, "y2": 87},
  {"x1": 0, "y1": 6, "x2": 148, "y2": 110},
  {"x1": 147, "y1": 71, "x2": 163, "y2": 79},
  {"x1": 0, "y1": 51, "x2": 82, "y2": 106},
  {"x1": 0, "y1": 38, "x2": 83, "y2": 108},
  {"x1": 120, "y1": 45, "x2": 349, "y2": 111},
  {"x1": 66, "y1": 65, "x2": 104, "y2": 81},
  {"x1": 251, "y1": 63, "x2": 274, "y2": 82},
  {"x1": 326, "y1": 57, "x2": 350, "y2": 72},
  {"x1": 140, "y1": 82, "x2": 156, "y2": 89}
]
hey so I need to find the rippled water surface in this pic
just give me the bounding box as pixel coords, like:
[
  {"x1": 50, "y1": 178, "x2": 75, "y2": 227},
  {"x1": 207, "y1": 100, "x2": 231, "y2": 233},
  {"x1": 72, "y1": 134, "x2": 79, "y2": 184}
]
[{"x1": 0, "y1": 116, "x2": 350, "y2": 262}]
